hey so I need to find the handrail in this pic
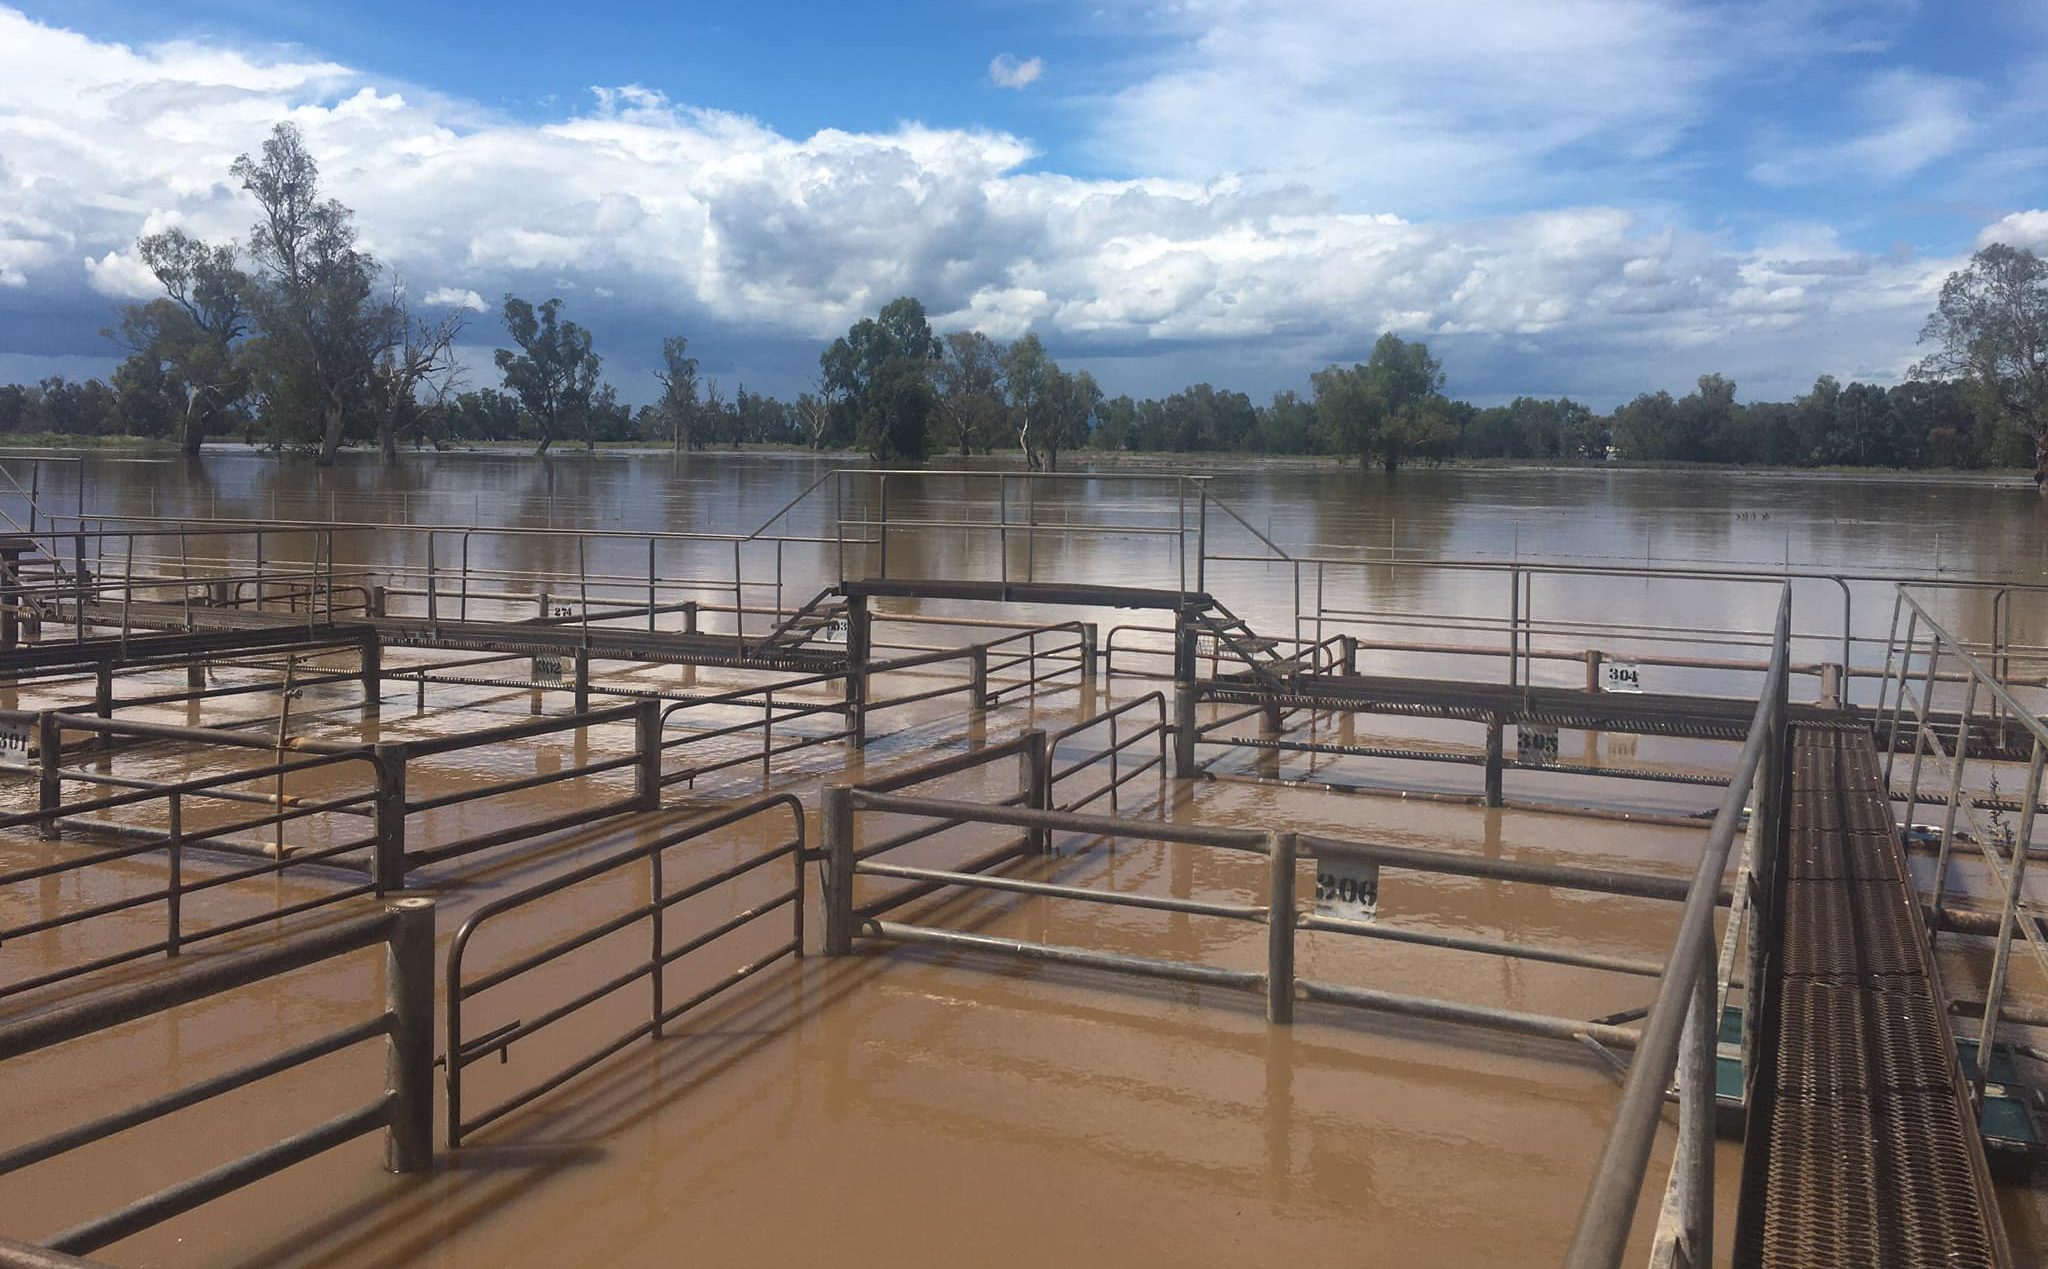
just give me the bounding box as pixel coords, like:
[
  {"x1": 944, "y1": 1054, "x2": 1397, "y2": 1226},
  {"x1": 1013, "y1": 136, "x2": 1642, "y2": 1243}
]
[
  {"x1": 444, "y1": 794, "x2": 805, "y2": 1146},
  {"x1": 1563, "y1": 583, "x2": 1790, "y2": 1267}
]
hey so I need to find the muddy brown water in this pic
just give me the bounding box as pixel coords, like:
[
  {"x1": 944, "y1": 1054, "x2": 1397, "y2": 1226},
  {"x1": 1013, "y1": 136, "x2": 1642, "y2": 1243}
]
[{"x1": 4, "y1": 453, "x2": 2048, "y2": 1264}]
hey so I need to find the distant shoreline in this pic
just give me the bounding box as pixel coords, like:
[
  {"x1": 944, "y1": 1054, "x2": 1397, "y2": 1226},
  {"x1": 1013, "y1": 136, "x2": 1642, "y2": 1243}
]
[{"x1": 0, "y1": 437, "x2": 2036, "y2": 488}]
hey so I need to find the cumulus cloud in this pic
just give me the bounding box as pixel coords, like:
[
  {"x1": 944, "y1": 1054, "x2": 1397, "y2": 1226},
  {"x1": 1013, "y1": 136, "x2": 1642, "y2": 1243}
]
[
  {"x1": 424, "y1": 286, "x2": 489, "y2": 312},
  {"x1": 1979, "y1": 210, "x2": 2048, "y2": 253},
  {"x1": 0, "y1": 4, "x2": 2004, "y2": 404},
  {"x1": 989, "y1": 53, "x2": 1044, "y2": 90}
]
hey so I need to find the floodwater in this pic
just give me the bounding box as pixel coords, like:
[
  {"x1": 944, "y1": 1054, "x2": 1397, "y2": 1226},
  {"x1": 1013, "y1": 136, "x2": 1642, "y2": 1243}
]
[{"x1": 3, "y1": 451, "x2": 2047, "y2": 1265}]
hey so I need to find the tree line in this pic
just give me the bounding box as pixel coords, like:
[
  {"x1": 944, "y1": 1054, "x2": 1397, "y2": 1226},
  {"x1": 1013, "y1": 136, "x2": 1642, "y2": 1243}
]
[{"x1": 2, "y1": 122, "x2": 2045, "y2": 481}]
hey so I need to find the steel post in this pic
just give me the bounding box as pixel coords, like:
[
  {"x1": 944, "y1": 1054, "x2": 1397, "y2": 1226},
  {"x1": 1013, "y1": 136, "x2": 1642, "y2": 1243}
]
[
  {"x1": 1974, "y1": 739, "x2": 2044, "y2": 1106},
  {"x1": 1025, "y1": 730, "x2": 1052, "y2": 854},
  {"x1": 635, "y1": 698, "x2": 662, "y2": 810},
  {"x1": 1484, "y1": 716, "x2": 1505, "y2": 808},
  {"x1": 37, "y1": 711, "x2": 60, "y2": 840},
  {"x1": 823, "y1": 784, "x2": 855, "y2": 955},
  {"x1": 383, "y1": 896, "x2": 435, "y2": 1173},
  {"x1": 372, "y1": 744, "x2": 409, "y2": 893},
  {"x1": 1266, "y1": 831, "x2": 1295, "y2": 1024}
]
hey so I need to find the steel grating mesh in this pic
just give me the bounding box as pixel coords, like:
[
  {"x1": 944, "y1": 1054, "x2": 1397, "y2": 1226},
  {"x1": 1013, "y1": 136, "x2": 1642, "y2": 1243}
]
[{"x1": 1735, "y1": 725, "x2": 2009, "y2": 1268}]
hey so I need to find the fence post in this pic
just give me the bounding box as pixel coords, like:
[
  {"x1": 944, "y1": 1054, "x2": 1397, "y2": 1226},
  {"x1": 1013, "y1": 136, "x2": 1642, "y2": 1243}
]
[
  {"x1": 369, "y1": 585, "x2": 386, "y2": 619},
  {"x1": 1585, "y1": 649, "x2": 1603, "y2": 694},
  {"x1": 635, "y1": 698, "x2": 662, "y2": 810},
  {"x1": 359, "y1": 630, "x2": 381, "y2": 707},
  {"x1": 844, "y1": 594, "x2": 869, "y2": 749},
  {"x1": 1174, "y1": 684, "x2": 1198, "y2": 778},
  {"x1": 1266, "y1": 832, "x2": 1296, "y2": 1025},
  {"x1": 384, "y1": 895, "x2": 435, "y2": 1174},
  {"x1": 683, "y1": 600, "x2": 699, "y2": 635},
  {"x1": 1340, "y1": 634, "x2": 1358, "y2": 677},
  {"x1": 1817, "y1": 662, "x2": 1842, "y2": 709},
  {"x1": 1026, "y1": 730, "x2": 1052, "y2": 852},
  {"x1": 823, "y1": 784, "x2": 855, "y2": 955},
  {"x1": 37, "y1": 710, "x2": 60, "y2": 840},
  {"x1": 1079, "y1": 623, "x2": 1098, "y2": 684},
  {"x1": 166, "y1": 792, "x2": 183, "y2": 958},
  {"x1": 971, "y1": 645, "x2": 989, "y2": 713},
  {"x1": 373, "y1": 743, "x2": 409, "y2": 893},
  {"x1": 1484, "y1": 716, "x2": 1505, "y2": 808},
  {"x1": 572, "y1": 650, "x2": 590, "y2": 713}
]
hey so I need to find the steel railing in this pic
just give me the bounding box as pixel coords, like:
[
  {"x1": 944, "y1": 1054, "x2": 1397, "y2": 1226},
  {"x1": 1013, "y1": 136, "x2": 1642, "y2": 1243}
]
[
  {"x1": 444, "y1": 795, "x2": 805, "y2": 1146},
  {"x1": 0, "y1": 897, "x2": 434, "y2": 1258},
  {"x1": 1564, "y1": 584, "x2": 1790, "y2": 1268}
]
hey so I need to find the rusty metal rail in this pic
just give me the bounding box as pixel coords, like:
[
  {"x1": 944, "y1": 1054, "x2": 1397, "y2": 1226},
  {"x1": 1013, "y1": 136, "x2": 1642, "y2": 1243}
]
[
  {"x1": 0, "y1": 898, "x2": 434, "y2": 1258},
  {"x1": 444, "y1": 795, "x2": 805, "y2": 1146}
]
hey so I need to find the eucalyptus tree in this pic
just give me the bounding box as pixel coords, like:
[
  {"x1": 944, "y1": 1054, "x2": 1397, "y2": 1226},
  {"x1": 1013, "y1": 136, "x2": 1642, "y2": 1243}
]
[
  {"x1": 495, "y1": 296, "x2": 602, "y2": 454},
  {"x1": 1917, "y1": 244, "x2": 2048, "y2": 489},
  {"x1": 110, "y1": 228, "x2": 250, "y2": 454},
  {"x1": 820, "y1": 297, "x2": 941, "y2": 461},
  {"x1": 653, "y1": 334, "x2": 701, "y2": 451}
]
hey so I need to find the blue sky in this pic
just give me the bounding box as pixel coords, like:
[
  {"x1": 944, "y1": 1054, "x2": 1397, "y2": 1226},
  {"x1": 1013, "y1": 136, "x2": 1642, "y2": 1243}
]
[{"x1": 1, "y1": 0, "x2": 2045, "y2": 407}]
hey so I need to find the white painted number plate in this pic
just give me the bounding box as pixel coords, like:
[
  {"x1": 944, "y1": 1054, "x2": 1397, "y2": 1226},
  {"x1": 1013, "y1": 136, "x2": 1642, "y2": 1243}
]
[
  {"x1": 0, "y1": 722, "x2": 28, "y2": 755},
  {"x1": 1315, "y1": 858, "x2": 1379, "y2": 923},
  {"x1": 1517, "y1": 724, "x2": 1559, "y2": 767},
  {"x1": 1604, "y1": 660, "x2": 1643, "y2": 694}
]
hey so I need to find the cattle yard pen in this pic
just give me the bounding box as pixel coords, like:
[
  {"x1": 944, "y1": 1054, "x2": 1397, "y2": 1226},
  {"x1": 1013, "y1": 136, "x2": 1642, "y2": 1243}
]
[{"x1": 3, "y1": 465, "x2": 2047, "y2": 1267}]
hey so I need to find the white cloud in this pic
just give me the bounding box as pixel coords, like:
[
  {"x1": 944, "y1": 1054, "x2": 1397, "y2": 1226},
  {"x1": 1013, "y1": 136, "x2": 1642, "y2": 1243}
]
[
  {"x1": 1752, "y1": 69, "x2": 1976, "y2": 186},
  {"x1": 0, "y1": 5, "x2": 1999, "y2": 405},
  {"x1": 423, "y1": 286, "x2": 489, "y2": 312},
  {"x1": 1979, "y1": 210, "x2": 2048, "y2": 253},
  {"x1": 989, "y1": 53, "x2": 1044, "y2": 90}
]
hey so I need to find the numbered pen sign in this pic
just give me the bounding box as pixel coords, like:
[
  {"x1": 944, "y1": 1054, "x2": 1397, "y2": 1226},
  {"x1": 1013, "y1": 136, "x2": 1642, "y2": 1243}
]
[
  {"x1": 531, "y1": 654, "x2": 564, "y2": 683},
  {"x1": 1603, "y1": 660, "x2": 1644, "y2": 694},
  {"x1": 1315, "y1": 858, "x2": 1380, "y2": 923},
  {"x1": 0, "y1": 721, "x2": 29, "y2": 756},
  {"x1": 819, "y1": 617, "x2": 848, "y2": 644},
  {"x1": 1517, "y1": 724, "x2": 1559, "y2": 767}
]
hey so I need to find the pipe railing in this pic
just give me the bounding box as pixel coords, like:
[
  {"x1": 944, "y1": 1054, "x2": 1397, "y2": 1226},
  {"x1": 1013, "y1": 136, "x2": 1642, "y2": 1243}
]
[
  {"x1": 1563, "y1": 584, "x2": 1790, "y2": 1269},
  {"x1": 1877, "y1": 587, "x2": 2048, "y2": 1052},
  {"x1": 1047, "y1": 693, "x2": 1168, "y2": 815},
  {"x1": 444, "y1": 795, "x2": 805, "y2": 1146},
  {"x1": 0, "y1": 897, "x2": 435, "y2": 1258}
]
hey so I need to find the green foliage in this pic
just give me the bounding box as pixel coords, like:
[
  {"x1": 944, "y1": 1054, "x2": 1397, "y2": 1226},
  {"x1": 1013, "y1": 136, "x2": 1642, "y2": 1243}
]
[
  {"x1": 653, "y1": 334, "x2": 702, "y2": 450},
  {"x1": 823, "y1": 297, "x2": 941, "y2": 461},
  {"x1": 1313, "y1": 334, "x2": 1454, "y2": 471},
  {"x1": 936, "y1": 330, "x2": 1007, "y2": 456},
  {"x1": 1916, "y1": 243, "x2": 2048, "y2": 484},
  {"x1": 495, "y1": 296, "x2": 603, "y2": 455},
  {"x1": 233, "y1": 123, "x2": 395, "y2": 464}
]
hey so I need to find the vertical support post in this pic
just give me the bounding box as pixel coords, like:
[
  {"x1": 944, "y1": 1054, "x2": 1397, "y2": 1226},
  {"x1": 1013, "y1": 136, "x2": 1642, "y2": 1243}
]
[
  {"x1": 369, "y1": 585, "x2": 386, "y2": 620},
  {"x1": 877, "y1": 474, "x2": 889, "y2": 579},
  {"x1": 1174, "y1": 685, "x2": 1198, "y2": 779},
  {"x1": 647, "y1": 538, "x2": 658, "y2": 632},
  {"x1": 1507, "y1": 565, "x2": 1520, "y2": 687},
  {"x1": 1902, "y1": 642, "x2": 1942, "y2": 818},
  {"x1": 94, "y1": 658, "x2": 113, "y2": 722},
  {"x1": 1196, "y1": 486, "x2": 1209, "y2": 595},
  {"x1": 166, "y1": 792, "x2": 183, "y2": 958},
  {"x1": 1484, "y1": 716, "x2": 1505, "y2": 808},
  {"x1": 682, "y1": 600, "x2": 699, "y2": 635},
  {"x1": 1079, "y1": 622, "x2": 1098, "y2": 685},
  {"x1": 1974, "y1": 738, "x2": 2043, "y2": 1106},
  {"x1": 970, "y1": 645, "x2": 989, "y2": 713},
  {"x1": 1340, "y1": 634, "x2": 1357, "y2": 677},
  {"x1": 1929, "y1": 672, "x2": 1980, "y2": 924},
  {"x1": 1653, "y1": 932, "x2": 1715, "y2": 1269},
  {"x1": 823, "y1": 784, "x2": 855, "y2": 956},
  {"x1": 0, "y1": 541, "x2": 21, "y2": 653},
  {"x1": 762, "y1": 689, "x2": 775, "y2": 784},
  {"x1": 573, "y1": 650, "x2": 591, "y2": 713},
  {"x1": 383, "y1": 896, "x2": 435, "y2": 1174},
  {"x1": 373, "y1": 743, "x2": 408, "y2": 893},
  {"x1": 1025, "y1": 729, "x2": 1051, "y2": 852},
  {"x1": 650, "y1": 846, "x2": 665, "y2": 1039},
  {"x1": 1818, "y1": 662, "x2": 1842, "y2": 710},
  {"x1": 425, "y1": 533, "x2": 437, "y2": 638},
  {"x1": 1585, "y1": 649, "x2": 1603, "y2": 694},
  {"x1": 359, "y1": 631, "x2": 381, "y2": 707},
  {"x1": 844, "y1": 593, "x2": 869, "y2": 748},
  {"x1": 187, "y1": 660, "x2": 205, "y2": 695},
  {"x1": 37, "y1": 710, "x2": 60, "y2": 840},
  {"x1": 1266, "y1": 831, "x2": 1296, "y2": 1025},
  {"x1": 72, "y1": 532, "x2": 86, "y2": 642},
  {"x1": 635, "y1": 698, "x2": 662, "y2": 810}
]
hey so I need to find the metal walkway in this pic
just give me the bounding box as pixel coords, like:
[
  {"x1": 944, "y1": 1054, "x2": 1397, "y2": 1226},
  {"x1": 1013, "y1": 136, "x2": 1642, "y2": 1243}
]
[{"x1": 1733, "y1": 725, "x2": 2012, "y2": 1268}]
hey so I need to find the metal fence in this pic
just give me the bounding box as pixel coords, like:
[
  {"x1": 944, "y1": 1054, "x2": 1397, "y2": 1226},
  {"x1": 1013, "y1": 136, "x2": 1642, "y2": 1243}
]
[
  {"x1": 444, "y1": 795, "x2": 805, "y2": 1146},
  {"x1": 0, "y1": 897, "x2": 434, "y2": 1258}
]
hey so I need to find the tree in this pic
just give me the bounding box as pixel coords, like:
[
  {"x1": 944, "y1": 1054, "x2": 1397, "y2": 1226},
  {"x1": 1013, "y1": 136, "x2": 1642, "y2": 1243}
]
[
  {"x1": 375, "y1": 302, "x2": 464, "y2": 459},
  {"x1": 820, "y1": 297, "x2": 941, "y2": 461},
  {"x1": 1040, "y1": 367, "x2": 1101, "y2": 470},
  {"x1": 935, "y1": 330, "x2": 1007, "y2": 456},
  {"x1": 1916, "y1": 244, "x2": 2048, "y2": 489},
  {"x1": 232, "y1": 123, "x2": 394, "y2": 464},
  {"x1": 653, "y1": 335, "x2": 702, "y2": 451},
  {"x1": 495, "y1": 296, "x2": 602, "y2": 455},
  {"x1": 118, "y1": 228, "x2": 249, "y2": 454},
  {"x1": 1313, "y1": 333, "x2": 1451, "y2": 472},
  {"x1": 1001, "y1": 333, "x2": 1054, "y2": 468}
]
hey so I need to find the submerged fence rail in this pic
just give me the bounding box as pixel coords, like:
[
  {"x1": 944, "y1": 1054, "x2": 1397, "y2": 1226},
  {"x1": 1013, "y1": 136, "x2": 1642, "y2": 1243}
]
[{"x1": 0, "y1": 898, "x2": 434, "y2": 1258}]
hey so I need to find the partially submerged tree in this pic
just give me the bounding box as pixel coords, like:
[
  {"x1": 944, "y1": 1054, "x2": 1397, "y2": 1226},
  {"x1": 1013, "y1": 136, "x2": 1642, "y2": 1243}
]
[
  {"x1": 1312, "y1": 333, "x2": 1454, "y2": 472},
  {"x1": 375, "y1": 302, "x2": 464, "y2": 459},
  {"x1": 233, "y1": 123, "x2": 395, "y2": 464},
  {"x1": 820, "y1": 297, "x2": 941, "y2": 461},
  {"x1": 1002, "y1": 333, "x2": 1052, "y2": 469},
  {"x1": 113, "y1": 228, "x2": 250, "y2": 455},
  {"x1": 495, "y1": 296, "x2": 602, "y2": 455},
  {"x1": 935, "y1": 330, "x2": 1007, "y2": 456},
  {"x1": 653, "y1": 335, "x2": 702, "y2": 451},
  {"x1": 1917, "y1": 243, "x2": 2048, "y2": 489}
]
